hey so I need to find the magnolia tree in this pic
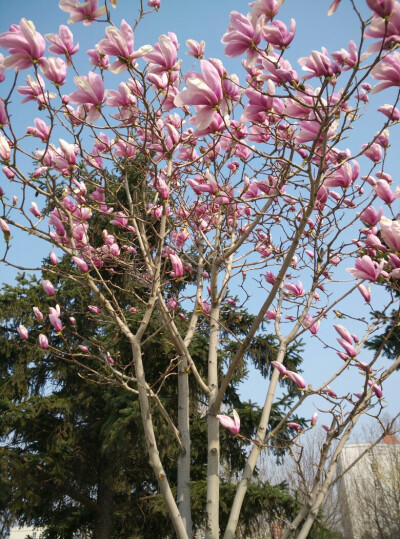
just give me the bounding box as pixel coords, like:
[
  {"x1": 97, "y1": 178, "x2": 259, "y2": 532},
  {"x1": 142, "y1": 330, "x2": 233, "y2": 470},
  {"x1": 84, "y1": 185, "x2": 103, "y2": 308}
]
[{"x1": 1, "y1": 0, "x2": 400, "y2": 537}]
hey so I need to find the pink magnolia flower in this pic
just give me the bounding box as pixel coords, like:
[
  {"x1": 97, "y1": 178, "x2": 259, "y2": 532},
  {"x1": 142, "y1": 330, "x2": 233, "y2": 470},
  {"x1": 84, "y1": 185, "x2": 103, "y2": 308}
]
[
  {"x1": 322, "y1": 424, "x2": 331, "y2": 432},
  {"x1": 380, "y1": 216, "x2": 400, "y2": 250},
  {"x1": 33, "y1": 307, "x2": 44, "y2": 320},
  {"x1": 249, "y1": 0, "x2": 284, "y2": 22},
  {"x1": 98, "y1": 20, "x2": 152, "y2": 74},
  {"x1": 0, "y1": 53, "x2": 4, "y2": 82},
  {"x1": 38, "y1": 334, "x2": 49, "y2": 350},
  {"x1": 59, "y1": 0, "x2": 107, "y2": 26},
  {"x1": 147, "y1": 0, "x2": 161, "y2": 8},
  {"x1": 221, "y1": 11, "x2": 264, "y2": 66},
  {"x1": 361, "y1": 143, "x2": 382, "y2": 163},
  {"x1": 0, "y1": 19, "x2": 45, "y2": 70},
  {"x1": 69, "y1": 317, "x2": 77, "y2": 324},
  {"x1": 169, "y1": 253, "x2": 183, "y2": 278},
  {"x1": 42, "y1": 279, "x2": 55, "y2": 296},
  {"x1": 324, "y1": 161, "x2": 359, "y2": 189},
  {"x1": 271, "y1": 361, "x2": 287, "y2": 376},
  {"x1": 27, "y1": 118, "x2": 51, "y2": 142},
  {"x1": 358, "y1": 284, "x2": 371, "y2": 302},
  {"x1": 333, "y1": 324, "x2": 353, "y2": 345},
  {"x1": 29, "y1": 202, "x2": 41, "y2": 218},
  {"x1": 284, "y1": 281, "x2": 304, "y2": 296},
  {"x1": 49, "y1": 314, "x2": 63, "y2": 332},
  {"x1": 302, "y1": 314, "x2": 320, "y2": 335},
  {"x1": 371, "y1": 52, "x2": 400, "y2": 93},
  {"x1": 337, "y1": 338, "x2": 357, "y2": 358},
  {"x1": 87, "y1": 46, "x2": 109, "y2": 70},
  {"x1": 0, "y1": 218, "x2": 10, "y2": 241},
  {"x1": 346, "y1": 255, "x2": 384, "y2": 281},
  {"x1": 18, "y1": 74, "x2": 55, "y2": 105},
  {"x1": 366, "y1": 0, "x2": 396, "y2": 18},
  {"x1": 72, "y1": 256, "x2": 89, "y2": 273},
  {"x1": 298, "y1": 48, "x2": 337, "y2": 80},
  {"x1": 186, "y1": 39, "x2": 205, "y2": 59},
  {"x1": 311, "y1": 412, "x2": 318, "y2": 426},
  {"x1": 263, "y1": 19, "x2": 296, "y2": 50},
  {"x1": 287, "y1": 422, "x2": 302, "y2": 433},
  {"x1": 45, "y1": 25, "x2": 79, "y2": 66},
  {"x1": 374, "y1": 180, "x2": 399, "y2": 204},
  {"x1": 0, "y1": 135, "x2": 10, "y2": 161},
  {"x1": 328, "y1": 0, "x2": 342, "y2": 15},
  {"x1": 368, "y1": 380, "x2": 383, "y2": 399},
  {"x1": 378, "y1": 104, "x2": 400, "y2": 121},
  {"x1": 322, "y1": 386, "x2": 337, "y2": 398},
  {"x1": 69, "y1": 72, "x2": 105, "y2": 122},
  {"x1": 40, "y1": 57, "x2": 67, "y2": 85},
  {"x1": 78, "y1": 344, "x2": 89, "y2": 353},
  {"x1": 174, "y1": 60, "x2": 225, "y2": 130},
  {"x1": 216, "y1": 409, "x2": 240, "y2": 435},
  {"x1": 360, "y1": 206, "x2": 383, "y2": 227},
  {"x1": 145, "y1": 33, "x2": 180, "y2": 83},
  {"x1": 17, "y1": 325, "x2": 29, "y2": 340},
  {"x1": 265, "y1": 309, "x2": 277, "y2": 320},
  {"x1": 286, "y1": 371, "x2": 306, "y2": 389},
  {"x1": 0, "y1": 99, "x2": 8, "y2": 126},
  {"x1": 88, "y1": 305, "x2": 101, "y2": 314}
]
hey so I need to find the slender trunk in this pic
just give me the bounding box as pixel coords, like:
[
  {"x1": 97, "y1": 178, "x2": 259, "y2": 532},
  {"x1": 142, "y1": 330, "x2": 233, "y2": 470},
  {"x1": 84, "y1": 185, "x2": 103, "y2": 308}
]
[
  {"x1": 224, "y1": 346, "x2": 286, "y2": 539},
  {"x1": 206, "y1": 303, "x2": 220, "y2": 539},
  {"x1": 131, "y1": 341, "x2": 188, "y2": 538},
  {"x1": 177, "y1": 354, "x2": 192, "y2": 535}
]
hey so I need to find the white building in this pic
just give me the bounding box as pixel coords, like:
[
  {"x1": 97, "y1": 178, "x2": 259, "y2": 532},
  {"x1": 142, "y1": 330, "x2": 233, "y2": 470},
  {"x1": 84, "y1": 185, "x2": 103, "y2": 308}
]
[
  {"x1": 337, "y1": 435, "x2": 400, "y2": 539},
  {"x1": 7, "y1": 526, "x2": 45, "y2": 539}
]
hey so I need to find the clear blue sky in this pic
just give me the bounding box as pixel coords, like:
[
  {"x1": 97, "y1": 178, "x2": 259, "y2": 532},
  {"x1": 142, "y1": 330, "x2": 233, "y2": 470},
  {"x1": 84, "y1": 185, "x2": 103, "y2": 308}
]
[{"x1": 0, "y1": 0, "x2": 398, "y2": 432}]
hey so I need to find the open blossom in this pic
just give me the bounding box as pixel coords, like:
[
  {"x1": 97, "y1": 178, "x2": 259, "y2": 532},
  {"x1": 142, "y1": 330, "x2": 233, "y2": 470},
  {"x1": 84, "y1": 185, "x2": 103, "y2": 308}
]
[
  {"x1": 371, "y1": 52, "x2": 400, "y2": 93},
  {"x1": 98, "y1": 20, "x2": 152, "y2": 74},
  {"x1": 263, "y1": 19, "x2": 296, "y2": 50},
  {"x1": 284, "y1": 281, "x2": 304, "y2": 296},
  {"x1": 40, "y1": 57, "x2": 67, "y2": 85},
  {"x1": 49, "y1": 314, "x2": 63, "y2": 332},
  {"x1": 360, "y1": 206, "x2": 382, "y2": 227},
  {"x1": 69, "y1": 72, "x2": 105, "y2": 122},
  {"x1": 186, "y1": 39, "x2": 205, "y2": 59},
  {"x1": 59, "y1": 0, "x2": 107, "y2": 25},
  {"x1": 298, "y1": 48, "x2": 337, "y2": 80},
  {"x1": 18, "y1": 74, "x2": 55, "y2": 105},
  {"x1": 0, "y1": 18, "x2": 45, "y2": 70},
  {"x1": 380, "y1": 217, "x2": 400, "y2": 250},
  {"x1": 221, "y1": 11, "x2": 264, "y2": 66},
  {"x1": 45, "y1": 25, "x2": 79, "y2": 66},
  {"x1": 374, "y1": 180, "x2": 399, "y2": 204},
  {"x1": 378, "y1": 104, "x2": 400, "y2": 121},
  {"x1": 302, "y1": 314, "x2": 320, "y2": 335},
  {"x1": 216, "y1": 410, "x2": 240, "y2": 435},
  {"x1": 174, "y1": 60, "x2": 225, "y2": 130},
  {"x1": 346, "y1": 255, "x2": 384, "y2": 281},
  {"x1": 145, "y1": 33, "x2": 180, "y2": 83}
]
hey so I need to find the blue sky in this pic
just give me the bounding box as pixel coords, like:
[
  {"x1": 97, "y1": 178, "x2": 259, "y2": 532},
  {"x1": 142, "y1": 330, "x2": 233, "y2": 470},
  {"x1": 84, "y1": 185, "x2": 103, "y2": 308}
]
[{"x1": 0, "y1": 0, "x2": 399, "y2": 433}]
